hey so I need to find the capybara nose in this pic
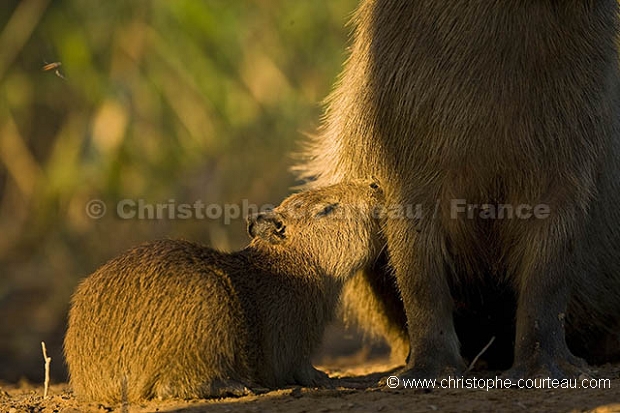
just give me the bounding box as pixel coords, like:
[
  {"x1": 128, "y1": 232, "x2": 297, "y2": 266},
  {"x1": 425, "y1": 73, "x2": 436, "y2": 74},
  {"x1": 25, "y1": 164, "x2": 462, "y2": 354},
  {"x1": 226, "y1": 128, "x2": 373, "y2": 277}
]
[{"x1": 247, "y1": 211, "x2": 285, "y2": 240}]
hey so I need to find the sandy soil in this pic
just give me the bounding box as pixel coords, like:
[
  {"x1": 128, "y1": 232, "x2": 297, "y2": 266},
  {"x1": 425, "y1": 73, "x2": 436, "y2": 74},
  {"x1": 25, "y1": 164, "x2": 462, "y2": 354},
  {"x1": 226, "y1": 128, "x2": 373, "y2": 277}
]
[{"x1": 2, "y1": 360, "x2": 620, "y2": 413}]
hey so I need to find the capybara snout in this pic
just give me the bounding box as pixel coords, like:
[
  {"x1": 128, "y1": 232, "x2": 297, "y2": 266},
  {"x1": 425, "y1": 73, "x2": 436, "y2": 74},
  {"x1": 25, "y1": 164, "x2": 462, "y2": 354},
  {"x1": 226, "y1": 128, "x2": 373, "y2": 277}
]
[{"x1": 247, "y1": 211, "x2": 285, "y2": 241}]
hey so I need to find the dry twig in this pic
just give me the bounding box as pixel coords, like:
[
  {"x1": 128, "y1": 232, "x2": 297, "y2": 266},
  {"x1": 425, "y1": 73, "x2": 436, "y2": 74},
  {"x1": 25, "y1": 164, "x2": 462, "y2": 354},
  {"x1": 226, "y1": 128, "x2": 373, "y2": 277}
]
[
  {"x1": 466, "y1": 336, "x2": 496, "y2": 374},
  {"x1": 41, "y1": 341, "x2": 51, "y2": 399}
]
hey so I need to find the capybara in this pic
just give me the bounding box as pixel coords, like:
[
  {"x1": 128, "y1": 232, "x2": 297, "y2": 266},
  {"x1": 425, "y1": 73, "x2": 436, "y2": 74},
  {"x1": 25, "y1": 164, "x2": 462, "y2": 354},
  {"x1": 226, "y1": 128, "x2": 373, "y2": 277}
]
[
  {"x1": 295, "y1": 0, "x2": 620, "y2": 378},
  {"x1": 64, "y1": 179, "x2": 384, "y2": 402}
]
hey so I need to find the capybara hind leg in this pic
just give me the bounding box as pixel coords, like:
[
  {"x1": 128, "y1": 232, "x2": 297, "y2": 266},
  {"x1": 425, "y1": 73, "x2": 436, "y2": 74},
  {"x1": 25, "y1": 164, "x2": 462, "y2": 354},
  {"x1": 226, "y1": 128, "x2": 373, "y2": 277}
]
[
  {"x1": 507, "y1": 219, "x2": 589, "y2": 379},
  {"x1": 388, "y1": 219, "x2": 465, "y2": 379}
]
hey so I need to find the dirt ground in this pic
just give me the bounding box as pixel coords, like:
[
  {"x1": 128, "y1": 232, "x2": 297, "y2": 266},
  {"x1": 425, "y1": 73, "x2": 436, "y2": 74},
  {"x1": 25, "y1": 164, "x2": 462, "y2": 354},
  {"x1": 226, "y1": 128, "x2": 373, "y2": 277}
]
[{"x1": 2, "y1": 358, "x2": 619, "y2": 413}]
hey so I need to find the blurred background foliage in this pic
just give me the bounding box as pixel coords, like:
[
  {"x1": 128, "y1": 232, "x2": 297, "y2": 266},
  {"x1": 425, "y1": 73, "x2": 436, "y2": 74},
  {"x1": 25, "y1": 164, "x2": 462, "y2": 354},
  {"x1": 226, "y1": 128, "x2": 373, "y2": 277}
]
[{"x1": 0, "y1": 0, "x2": 358, "y2": 382}]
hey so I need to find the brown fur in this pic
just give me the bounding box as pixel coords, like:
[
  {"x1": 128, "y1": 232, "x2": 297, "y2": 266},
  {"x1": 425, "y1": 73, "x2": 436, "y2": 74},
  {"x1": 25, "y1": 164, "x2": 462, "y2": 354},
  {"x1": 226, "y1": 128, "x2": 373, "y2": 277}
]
[
  {"x1": 64, "y1": 180, "x2": 384, "y2": 403},
  {"x1": 295, "y1": 0, "x2": 620, "y2": 378}
]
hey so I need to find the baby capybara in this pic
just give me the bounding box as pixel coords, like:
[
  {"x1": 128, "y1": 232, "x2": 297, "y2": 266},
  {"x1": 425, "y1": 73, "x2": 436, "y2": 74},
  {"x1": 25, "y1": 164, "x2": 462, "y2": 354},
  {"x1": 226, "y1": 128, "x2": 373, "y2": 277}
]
[{"x1": 64, "y1": 179, "x2": 384, "y2": 402}]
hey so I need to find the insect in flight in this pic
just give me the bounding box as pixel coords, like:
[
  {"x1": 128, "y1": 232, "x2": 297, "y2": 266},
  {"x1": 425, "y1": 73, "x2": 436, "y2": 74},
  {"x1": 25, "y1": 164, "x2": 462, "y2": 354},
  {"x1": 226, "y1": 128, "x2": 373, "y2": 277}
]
[{"x1": 42, "y1": 61, "x2": 65, "y2": 79}]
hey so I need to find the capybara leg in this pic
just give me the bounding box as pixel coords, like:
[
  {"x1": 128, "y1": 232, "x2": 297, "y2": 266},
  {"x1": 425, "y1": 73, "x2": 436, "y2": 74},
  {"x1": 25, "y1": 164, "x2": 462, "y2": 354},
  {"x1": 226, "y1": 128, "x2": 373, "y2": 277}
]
[
  {"x1": 507, "y1": 219, "x2": 588, "y2": 379},
  {"x1": 388, "y1": 219, "x2": 465, "y2": 379}
]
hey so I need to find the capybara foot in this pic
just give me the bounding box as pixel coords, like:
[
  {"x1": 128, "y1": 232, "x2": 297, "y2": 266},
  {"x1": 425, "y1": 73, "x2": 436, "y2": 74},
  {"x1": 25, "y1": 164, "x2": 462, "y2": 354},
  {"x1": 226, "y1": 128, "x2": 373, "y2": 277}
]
[
  {"x1": 205, "y1": 378, "x2": 254, "y2": 398},
  {"x1": 294, "y1": 365, "x2": 333, "y2": 388},
  {"x1": 152, "y1": 378, "x2": 252, "y2": 399},
  {"x1": 505, "y1": 352, "x2": 590, "y2": 380},
  {"x1": 379, "y1": 360, "x2": 465, "y2": 388}
]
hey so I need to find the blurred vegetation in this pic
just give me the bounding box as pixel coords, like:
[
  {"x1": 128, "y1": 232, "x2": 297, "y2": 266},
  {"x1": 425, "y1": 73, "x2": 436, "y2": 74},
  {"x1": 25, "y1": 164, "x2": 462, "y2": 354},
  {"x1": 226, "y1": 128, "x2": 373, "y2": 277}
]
[{"x1": 0, "y1": 0, "x2": 357, "y2": 382}]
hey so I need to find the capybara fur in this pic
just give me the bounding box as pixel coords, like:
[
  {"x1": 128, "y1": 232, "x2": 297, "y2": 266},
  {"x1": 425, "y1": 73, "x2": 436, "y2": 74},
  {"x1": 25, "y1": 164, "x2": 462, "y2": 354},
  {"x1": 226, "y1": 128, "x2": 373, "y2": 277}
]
[
  {"x1": 295, "y1": 0, "x2": 620, "y2": 378},
  {"x1": 64, "y1": 179, "x2": 384, "y2": 403}
]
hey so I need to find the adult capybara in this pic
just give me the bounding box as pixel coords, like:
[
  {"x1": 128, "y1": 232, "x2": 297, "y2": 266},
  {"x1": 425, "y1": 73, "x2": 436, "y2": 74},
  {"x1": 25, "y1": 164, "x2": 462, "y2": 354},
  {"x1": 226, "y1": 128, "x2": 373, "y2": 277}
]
[
  {"x1": 295, "y1": 1, "x2": 620, "y2": 379},
  {"x1": 64, "y1": 179, "x2": 384, "y2": 402}
]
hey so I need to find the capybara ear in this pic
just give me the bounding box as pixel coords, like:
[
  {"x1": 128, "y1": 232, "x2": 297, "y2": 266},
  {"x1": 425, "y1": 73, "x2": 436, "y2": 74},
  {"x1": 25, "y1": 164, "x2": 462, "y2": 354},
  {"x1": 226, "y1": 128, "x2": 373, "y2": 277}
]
[{"x1": 247, "y1": 211, "x2": 286, "y2": 241}]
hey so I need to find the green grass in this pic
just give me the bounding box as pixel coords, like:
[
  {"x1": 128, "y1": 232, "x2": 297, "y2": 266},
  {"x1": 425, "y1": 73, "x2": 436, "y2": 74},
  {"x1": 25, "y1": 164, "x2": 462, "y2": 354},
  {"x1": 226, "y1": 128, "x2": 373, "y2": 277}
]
[{"x1": 0, "y1": 0, "x2": 357, "y2": 382}]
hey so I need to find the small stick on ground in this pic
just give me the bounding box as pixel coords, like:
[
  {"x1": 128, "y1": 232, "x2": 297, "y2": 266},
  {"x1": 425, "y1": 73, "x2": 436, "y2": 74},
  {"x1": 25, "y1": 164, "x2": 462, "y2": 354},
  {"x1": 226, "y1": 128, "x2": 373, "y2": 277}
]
[
  {"x1": 41, "y1": 341, "x2": 51, "y2": 399},
  {"x1": 465, "y1": 336, "x2": 496, "y2": 374}
]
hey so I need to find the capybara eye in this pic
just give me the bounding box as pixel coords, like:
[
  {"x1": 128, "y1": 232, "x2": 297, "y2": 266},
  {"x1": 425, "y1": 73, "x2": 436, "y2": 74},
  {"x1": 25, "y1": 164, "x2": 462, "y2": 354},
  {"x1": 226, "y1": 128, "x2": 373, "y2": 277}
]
[
  {"x1": 274, "y1": 219, "x2": 285, "y2": 233},
  {"x1": 369, "y1": 182, "x2": 379, "y2": 189},
  {"x1": 316, "y1": 203, "x2": 338, "y2": 217}
]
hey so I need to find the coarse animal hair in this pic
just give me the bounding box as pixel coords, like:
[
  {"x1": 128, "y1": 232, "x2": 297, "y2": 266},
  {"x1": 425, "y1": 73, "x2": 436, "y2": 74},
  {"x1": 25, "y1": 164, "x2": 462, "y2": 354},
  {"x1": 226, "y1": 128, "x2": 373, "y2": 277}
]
[
  {"x1": 294, "y1": 0, "x2": 620, "y2": 378},
  {"x1": 64, "y1": 179, "x2": 385, "y2": 402}
]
